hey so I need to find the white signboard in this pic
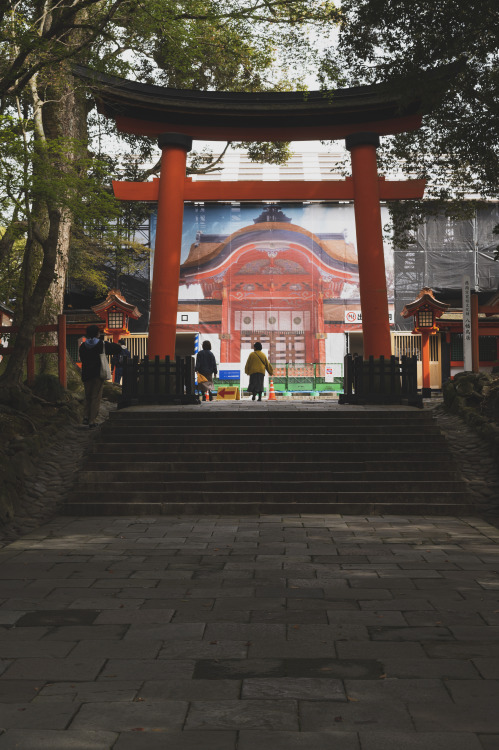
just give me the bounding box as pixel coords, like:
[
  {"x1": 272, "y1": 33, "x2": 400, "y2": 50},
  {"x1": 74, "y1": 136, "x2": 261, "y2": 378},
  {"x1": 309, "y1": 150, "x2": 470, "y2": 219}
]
[
  {"x1": 324, "y1": 364, "x2": 343, "y2": 382},
  {"x1": 462, "y1": 275, "x2": 472, "y2": 371},
  {"x1": 344, "y1": 311, "x2": 394, "y2": 323},
  {"x1": 177, "y1": 311, "x2": 199, "y2": 324}
]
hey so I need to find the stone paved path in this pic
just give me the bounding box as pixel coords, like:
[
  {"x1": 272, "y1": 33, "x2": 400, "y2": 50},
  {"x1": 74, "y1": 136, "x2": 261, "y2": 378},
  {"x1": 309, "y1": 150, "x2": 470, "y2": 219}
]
[{"x1": 0, "y1": 513, "x2": 499, "y2": 748}]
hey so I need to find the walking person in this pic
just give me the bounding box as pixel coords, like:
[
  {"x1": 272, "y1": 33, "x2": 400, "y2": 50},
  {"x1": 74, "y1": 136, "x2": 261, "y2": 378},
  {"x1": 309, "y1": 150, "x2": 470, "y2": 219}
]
[
  {"x1": 195, "y1": 340, "x2": 218, "y2": 401},
  {"x1": 79, "y1": 325, "x2": 123, "y2": 428},
  {"x1": 111, "y1": 338, "x2": 131, "y2": 386},
  {"x1": 245, "y1": 342, "x2": 273, "y2": 401}
]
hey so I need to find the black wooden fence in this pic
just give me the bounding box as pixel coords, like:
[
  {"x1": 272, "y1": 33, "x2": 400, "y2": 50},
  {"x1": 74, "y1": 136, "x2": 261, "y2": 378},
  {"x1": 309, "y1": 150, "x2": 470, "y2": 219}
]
[
  {"x1": 118, "y1": 355, "x2": 199, "y2": 408},
  {"x1": 339, "y1": 354, "x2": 422, "y2": 407}
]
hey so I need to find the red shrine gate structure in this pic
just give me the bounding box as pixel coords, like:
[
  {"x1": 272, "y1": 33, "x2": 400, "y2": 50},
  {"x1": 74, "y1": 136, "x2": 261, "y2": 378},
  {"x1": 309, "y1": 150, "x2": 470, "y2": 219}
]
[{"x1": 76, "y1": 65, "x2": 453, "y2": 363}]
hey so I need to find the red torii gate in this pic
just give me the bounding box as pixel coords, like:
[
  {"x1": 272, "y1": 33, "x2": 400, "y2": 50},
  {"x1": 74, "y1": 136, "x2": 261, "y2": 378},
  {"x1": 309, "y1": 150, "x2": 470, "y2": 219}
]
[
  {"x1": 115, "y1": 173, "x2": 425, "y2": 360},
  {"x1": 75, "y1": 65, "x2": 451, "y2": 361}
]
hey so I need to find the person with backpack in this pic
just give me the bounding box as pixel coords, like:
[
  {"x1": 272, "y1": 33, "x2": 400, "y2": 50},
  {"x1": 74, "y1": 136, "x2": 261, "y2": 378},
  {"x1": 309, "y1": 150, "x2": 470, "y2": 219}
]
[
  {"x1": 245, "y1": 341, "x2": 273, "y2": 402},
  {"x1": 195, "y1": 340, "x2": 218, "y2": 401},
  {"x1": 79, "y1": 325, "x2": 123, "y2": 428},
  {"x1": 112, "y1": 338, "x2": 131, "y2": 385}
]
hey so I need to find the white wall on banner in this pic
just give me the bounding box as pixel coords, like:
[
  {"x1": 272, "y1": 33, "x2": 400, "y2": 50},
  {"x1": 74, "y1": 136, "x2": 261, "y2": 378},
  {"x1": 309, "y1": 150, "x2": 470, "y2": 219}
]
[{"x1": 326, "y1": 333, "x2": 346, "y2": 364}]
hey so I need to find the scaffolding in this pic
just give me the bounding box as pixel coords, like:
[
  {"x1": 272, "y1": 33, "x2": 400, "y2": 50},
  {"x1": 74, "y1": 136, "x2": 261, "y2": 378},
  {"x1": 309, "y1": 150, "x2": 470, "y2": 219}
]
[{"x1": 394, "y1": 204, "x2": 499, "y2": 330}]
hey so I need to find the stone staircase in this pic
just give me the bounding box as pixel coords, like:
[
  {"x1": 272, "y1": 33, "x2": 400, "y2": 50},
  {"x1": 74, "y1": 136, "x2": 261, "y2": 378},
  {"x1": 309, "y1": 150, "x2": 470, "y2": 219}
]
[{"x1": 66, "y1": 407, "x2": 472, "y2": 516}]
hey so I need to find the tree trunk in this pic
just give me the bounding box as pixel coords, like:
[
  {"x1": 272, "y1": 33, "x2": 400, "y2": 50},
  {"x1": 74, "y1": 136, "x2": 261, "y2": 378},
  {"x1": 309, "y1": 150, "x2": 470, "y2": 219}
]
[
  {"x1": 1, "y1": 208, "x2": 66, "y2": 389},
  {"x1": 41, "y1": 60, "x2": 88, "y2": 326},
  {"x1": 0, "y1": 37, "x2": 87, "y2": 387}
]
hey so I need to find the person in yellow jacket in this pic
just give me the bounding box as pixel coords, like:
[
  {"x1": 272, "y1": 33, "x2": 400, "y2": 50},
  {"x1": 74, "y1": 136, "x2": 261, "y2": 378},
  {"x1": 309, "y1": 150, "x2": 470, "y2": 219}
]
[{"x1": 245, "y1": 342, "x2": 273, "y2": 401}]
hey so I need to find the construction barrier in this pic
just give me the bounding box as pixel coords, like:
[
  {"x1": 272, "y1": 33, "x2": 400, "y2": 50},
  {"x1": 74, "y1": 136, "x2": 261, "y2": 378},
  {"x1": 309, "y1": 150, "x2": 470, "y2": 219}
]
[{"x1": 216, "y1": 386, "x2": 240, "y2": 401}]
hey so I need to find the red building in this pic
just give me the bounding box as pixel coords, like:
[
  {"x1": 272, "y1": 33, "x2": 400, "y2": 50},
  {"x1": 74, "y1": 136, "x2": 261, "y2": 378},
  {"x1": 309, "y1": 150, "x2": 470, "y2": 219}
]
[{"x1": 178, "y1": 206, "x2": 359, "y2": 365}]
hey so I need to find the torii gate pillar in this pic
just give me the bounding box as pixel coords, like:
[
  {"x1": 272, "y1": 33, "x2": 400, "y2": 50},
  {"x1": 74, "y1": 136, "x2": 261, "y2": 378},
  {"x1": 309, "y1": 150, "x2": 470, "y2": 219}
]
[
  {"x1": 148, "y1": 133, "x2": 192, "y2": 359},
  {"x1": 346, "y1": 132, "x2": 392, "y2": 359}
]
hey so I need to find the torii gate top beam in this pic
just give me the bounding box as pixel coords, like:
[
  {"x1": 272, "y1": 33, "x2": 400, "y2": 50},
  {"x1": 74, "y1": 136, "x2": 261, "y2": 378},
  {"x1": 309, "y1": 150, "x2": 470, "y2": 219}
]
[
  {"x1": 73, "y1": 64, "x2": 457, "y2": 141},
  {"x1": 113, "y1": 176, "x2": 426, "y2": 202}
]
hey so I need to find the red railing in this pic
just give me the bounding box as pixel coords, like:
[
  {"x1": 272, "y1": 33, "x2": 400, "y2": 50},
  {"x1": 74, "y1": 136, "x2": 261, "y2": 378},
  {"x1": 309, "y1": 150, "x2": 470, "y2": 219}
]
[{"x1": 0, "y1": 314, "x2": 67, "y2": 388}]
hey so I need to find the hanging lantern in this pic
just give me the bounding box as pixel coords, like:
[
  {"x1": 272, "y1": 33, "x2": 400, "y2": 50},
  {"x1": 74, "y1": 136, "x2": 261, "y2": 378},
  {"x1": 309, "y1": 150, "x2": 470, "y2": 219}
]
[
  {"x1": 401, "y1": 288, "x2": 448, "y2": 335},
  {"x1": 92, "y1": 289, "x2": 141, "y2": 343}
]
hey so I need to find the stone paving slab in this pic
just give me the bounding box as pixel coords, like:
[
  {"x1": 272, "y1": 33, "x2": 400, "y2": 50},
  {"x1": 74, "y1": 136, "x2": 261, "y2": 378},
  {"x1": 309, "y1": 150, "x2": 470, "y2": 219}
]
[
  {"x1": 0, "y1": 730, "x2": 118, "y2": 749},
  {"x1": 0, "y1": 514, "x2": 497, "y2": 747},
  {"x1": 113, "y1": 731, "x2": 237, "y2": 750},
  {"x1": 358, "y1": 732, "x2": 483, "y2": 750},
  {"x1": 237, "y1": 731, "x2": 361, "y2": 750}
]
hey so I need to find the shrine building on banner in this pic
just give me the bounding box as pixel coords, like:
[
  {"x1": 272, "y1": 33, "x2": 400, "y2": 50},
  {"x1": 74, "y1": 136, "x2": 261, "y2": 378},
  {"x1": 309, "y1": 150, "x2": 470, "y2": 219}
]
[{"x1": 172, "y1": 201, "x2": 379, "y2": 368}]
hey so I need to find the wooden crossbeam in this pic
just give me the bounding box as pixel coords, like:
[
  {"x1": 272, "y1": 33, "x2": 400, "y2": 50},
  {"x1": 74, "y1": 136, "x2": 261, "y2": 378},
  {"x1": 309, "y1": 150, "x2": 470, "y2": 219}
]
[{"x1": 113, "y1": 176, "x2": 426, "y2": 202}]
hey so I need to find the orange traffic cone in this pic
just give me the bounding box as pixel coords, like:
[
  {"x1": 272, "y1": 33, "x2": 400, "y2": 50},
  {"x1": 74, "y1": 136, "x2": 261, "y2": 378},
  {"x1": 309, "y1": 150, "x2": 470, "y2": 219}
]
[
  {"x1": 268, "y1": 378, "x2": 276, "y2": 401},
  {"x1": 204, "y1": 390, "x2": 209, "y2": 401}
]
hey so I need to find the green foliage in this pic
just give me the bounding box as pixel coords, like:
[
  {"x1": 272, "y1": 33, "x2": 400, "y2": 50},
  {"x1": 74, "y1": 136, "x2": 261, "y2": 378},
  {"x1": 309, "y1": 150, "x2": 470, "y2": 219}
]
[
  {"x1": 117, "y1": 0, "x2": 339, "y2": 91},
  {"x1": 235, "y1": 142, "x2": 294, "y2": 165},
  {"x1": 0, "y1": 227, "x2": 23, "y2": 307},
  {"x1": 0, "y1": 107, "x2": 127, "y2": 305},
  {"x1": 0, "y1": 0, "x2": 341, "y2": 388},
  {"x1": 0, "y1": 0, "x2": 132, "y2": 100},
  {"x1": 335, "y1": 0, "x2": 499, "y2": 204},
  {"x1": 84, "y1": 0, "x2": 340, "y2": 174}
]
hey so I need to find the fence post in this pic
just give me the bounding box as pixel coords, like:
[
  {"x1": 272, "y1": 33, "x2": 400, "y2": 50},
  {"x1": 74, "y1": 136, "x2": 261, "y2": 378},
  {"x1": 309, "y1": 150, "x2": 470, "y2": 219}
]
[
  {"x1": 175, "y1": 356, "x2": 182, "y2": 394},
  {"x1": 132, "y1": 355, "x2": 139, "y2": 399},
  {"x1": 368, "y1": 355, "x2": 374, "y2": 394},
  {"x1": 154, "y1": 355, "x2": 160, "y2": 395},
  {"x1": 410, "y1": 354, "x2": 418, "y2": 397},
  {"x1": 390, "y1": 355, "x2": 398, "y2": 394},
  {"x1": 343, "y1": 354, "x2": 353, "y2": 396},
  {"x1": 27, "y1": 335, "x2": 36, "y2": 385},
  {"x1": 181, "y1": 356, "x2": 186, "y2": 394},
  {"x1": 379, "y1": 355, "x2": 385, "y2": 394},
  {"x1": 401, "y1": 355, "x2": 408, "y2": 395},
  {"x1": 164, "y1": 356, "x2": 171, "y2": 394},
  {"x1": 57, "y1": 314, "x2": 67, "y2": 388},
  {"x1": 122, "y1": 357, "x2": 129, "y2": 401},
  {"x1": 185, "y1": 356, "x2": 195, "y2": 395},
  {"x1": 143, "y1": 355, "x2": 150, "y2": 398}
]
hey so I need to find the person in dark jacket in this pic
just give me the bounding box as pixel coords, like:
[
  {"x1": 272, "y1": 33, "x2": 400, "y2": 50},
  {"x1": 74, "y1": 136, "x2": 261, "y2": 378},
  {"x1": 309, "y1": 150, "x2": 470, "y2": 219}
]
[
  {"x1": 79, "y1": 325, "x2": 122, "y2": 427},
  {"x1": 111, "y1": 338, "x2": 131, "y2": 385},
  {"x1": 195, "y1": 340, "x2": 218, "y2": 400}
]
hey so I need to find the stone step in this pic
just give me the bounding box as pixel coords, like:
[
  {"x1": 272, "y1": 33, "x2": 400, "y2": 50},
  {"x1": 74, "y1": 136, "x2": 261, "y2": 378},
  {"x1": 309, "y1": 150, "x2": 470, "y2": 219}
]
[
  {"x1": 89, "y1": 458, "x2": 452, "y2": 473},
  {"x1": 68, "y1": 488, "x2": 470, "y2": 515},
  {"x1": 106, "y1": 418, "x2": 434, "y2": 429},
  {"x1": 101, "y1": 424, "x2": 442, "y2": 437},
  {"x1": 101, "y1": 425, "x2": 441, "y2": 442},
  {"x1": 70, "y1": 488, "x2": 469, "y2": 503},
  {"x1": 64, "y1": 500, "x2": 473, "y2": 517},
  {"x1": 109, "y1": 410, "x2": 430, "y2": 422},
  {"x1": 77, "y1": 480, "x2": 465, "y2": 496},
  {"x1": 89, "y1": 455, "x2": 454, "y2": 470},
  {"x1": 83, "y1": 469, "x2": 458, "y2": 483},
  {"x1": 89, "y1": 432, "x2": 446, "y2": 453},
  {"x1": 67, "y1": 406, "x2": 466, "y2": 518}
]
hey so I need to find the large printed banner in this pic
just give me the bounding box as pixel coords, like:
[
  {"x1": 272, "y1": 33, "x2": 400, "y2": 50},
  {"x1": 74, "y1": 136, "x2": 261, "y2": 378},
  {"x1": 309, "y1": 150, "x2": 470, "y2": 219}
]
[{"x1": 151, "y1": 202, "x2": 393, "y2": 366}]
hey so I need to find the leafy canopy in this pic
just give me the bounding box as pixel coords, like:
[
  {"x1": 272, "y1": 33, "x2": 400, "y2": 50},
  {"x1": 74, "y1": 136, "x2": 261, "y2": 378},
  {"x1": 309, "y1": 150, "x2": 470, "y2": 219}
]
[{"x1": 332, "y1": 0, "x2": 499, "y2": 202}]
